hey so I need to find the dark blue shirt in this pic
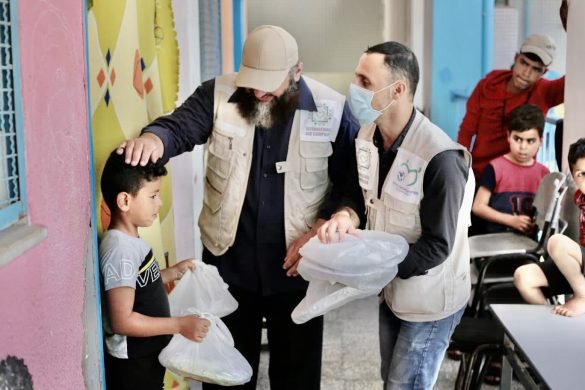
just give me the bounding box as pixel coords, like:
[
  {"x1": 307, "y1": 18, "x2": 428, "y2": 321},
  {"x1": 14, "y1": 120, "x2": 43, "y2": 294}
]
[{"x1": 144, "y1": 76, "x2": 359, "y2": 295}]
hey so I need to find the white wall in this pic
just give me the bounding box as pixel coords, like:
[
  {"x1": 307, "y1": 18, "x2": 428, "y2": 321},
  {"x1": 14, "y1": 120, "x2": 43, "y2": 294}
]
[
  {"x1": 382, "y1": 0, "x2": 426, "y2": 111},
  {"x1": 493, "y1": 6, "x2": 520, "y2": 70},
  {"x1": 508, "y1": 0, "x2": 567, "y2": 76},
  {"x1": 247, "y1": 0, "x2": 428, "y2": 109},
  {"x1": 171, "y1": 0, "x2": 204, "y2": 261},
  {"x1": 563, "y1": 0, "x2": 585, "y2": 171},
  {"x1": 247, "y1": 0, "x2": 385, "y2": 94}
]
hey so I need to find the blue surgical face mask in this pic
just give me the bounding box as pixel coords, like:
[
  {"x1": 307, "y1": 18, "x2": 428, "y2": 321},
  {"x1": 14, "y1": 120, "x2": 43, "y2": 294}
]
[{"x1": 347, "y1": 80, "x2": 400, "y2": 125}]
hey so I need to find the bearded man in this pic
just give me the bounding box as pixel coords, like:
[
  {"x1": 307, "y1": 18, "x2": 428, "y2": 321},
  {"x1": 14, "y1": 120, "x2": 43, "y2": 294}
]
[{"x1": 118, "y1": 25, "x2": 359, "y2": 390}]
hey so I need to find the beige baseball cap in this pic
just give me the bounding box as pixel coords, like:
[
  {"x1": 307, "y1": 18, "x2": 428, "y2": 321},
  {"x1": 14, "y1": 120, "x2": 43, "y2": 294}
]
[
  {"x1": 520, "y1": 34, "x2": 556, "y2": 67},
  {"x1": 236, "y1": 25, "x2": 299, "y2": 92}
]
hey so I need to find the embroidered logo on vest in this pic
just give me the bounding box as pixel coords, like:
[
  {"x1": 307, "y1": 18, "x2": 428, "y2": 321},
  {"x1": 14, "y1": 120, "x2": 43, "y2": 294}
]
[
  {"x1": 358, "y1": 146, "x2": 371, "y2": 169},
  {"x1": 312, "y1": 102, "x2": 333, "y2": 123},
  {"x1": 385, "y1": 148, "x2": 425, "y2": 204},
  {"x1": 300, "y1": 99, "x2": 339, "y2": 142},
  {"x1": 397, "y1": 160, "x2": 421, "y2": 186}
]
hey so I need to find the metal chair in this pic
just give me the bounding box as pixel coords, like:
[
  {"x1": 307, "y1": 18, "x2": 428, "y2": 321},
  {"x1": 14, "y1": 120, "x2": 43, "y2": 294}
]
[
  {"x1": 452, "y1": 283, "x2": 525, "y2": 390},
  {"x1": 558, "y1": 177, "x2": 580, "y2": 242},
  {"x1": 468, "y1": 172, "x2": 569, "y2": 315},
  {"x1": 453, "y1": 173, "x2": 575, "y2": 389},
  {"x1": 469, "y1": 172, "x2": 566, "y2": 259}
]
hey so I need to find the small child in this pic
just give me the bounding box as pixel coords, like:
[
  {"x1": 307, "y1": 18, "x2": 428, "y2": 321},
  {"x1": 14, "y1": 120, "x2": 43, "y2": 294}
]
[
  {"x1": 472, "y1": 104, "x2": 549, "y2": 234},
  {"x1": 514, "y1": 137, "x2": 585, "y2": 317},
  {"x1": 99, "y1": 149, "x2": 210, "y2": 389}
]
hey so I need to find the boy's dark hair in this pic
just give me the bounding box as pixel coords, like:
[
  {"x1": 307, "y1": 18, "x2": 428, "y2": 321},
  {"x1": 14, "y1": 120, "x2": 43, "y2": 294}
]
[
  {"x1": 366, "y1": 41, "x2": 419, "y2": 98},
  {"x1": 568, "y1": 138, "x2": 585, "y2": 173},
  {"x1": 100, "y1": 149, "x2": 167, "y2": 213},
  {"x1": 508, "y1": 104, "x2": 545, "y2": 137}
]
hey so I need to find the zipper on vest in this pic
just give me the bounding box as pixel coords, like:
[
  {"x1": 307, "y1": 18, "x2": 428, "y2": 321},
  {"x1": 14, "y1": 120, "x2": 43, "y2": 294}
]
[{"x1": 229, "y1": 137, "x2": 233, "y2": 150}]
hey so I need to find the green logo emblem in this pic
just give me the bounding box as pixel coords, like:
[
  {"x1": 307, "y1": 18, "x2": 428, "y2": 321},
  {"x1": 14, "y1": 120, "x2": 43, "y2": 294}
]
[{"x1": 397, "y1": 161, "x2": 421, "y2": 186}]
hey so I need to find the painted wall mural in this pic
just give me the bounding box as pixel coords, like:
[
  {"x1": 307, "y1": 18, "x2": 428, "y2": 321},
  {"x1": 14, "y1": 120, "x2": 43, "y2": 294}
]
[
  {"x1": 88, "y1": 0, "x2": 177, "y2": 264},
  {"x1": 88, "y1": 0, "x2": 185, "y2": 388}
]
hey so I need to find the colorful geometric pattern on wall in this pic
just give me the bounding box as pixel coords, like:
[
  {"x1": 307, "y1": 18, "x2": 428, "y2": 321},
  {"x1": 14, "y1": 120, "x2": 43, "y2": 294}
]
[
  {"x1": 88, "y1": 0, "x2": 185, "y2": 388},
  {"x1": 89, "y1": 0, "x2": 178, "y2": 231}
]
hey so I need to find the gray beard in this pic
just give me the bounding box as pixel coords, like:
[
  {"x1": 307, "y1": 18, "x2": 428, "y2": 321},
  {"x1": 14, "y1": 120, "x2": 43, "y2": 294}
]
[
  {"x1": 254, "y1": 99, "x2": 277, "y2": 129},
  {"x1": 236, "y1": 81, "x2": 300, "y2": 129}
]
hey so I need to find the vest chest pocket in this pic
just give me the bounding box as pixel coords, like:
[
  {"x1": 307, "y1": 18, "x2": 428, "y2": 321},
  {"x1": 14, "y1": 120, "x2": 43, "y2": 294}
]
[
  {"x1": 206, "y1": 132, "x2": 234, "y2": 190},
  {"x1": 203, "y1": 176, "x2": 223, "y2": 213},
  {"x1": 204, "y1": 132, "x2": 234, "y2": 213},
  {"x1": 299, "y1": 141, "x2": 332, "y2": 191},
  {"x1": 386, "y1": 208, "x2": 416, "y2": 228},
  {"x1": 384, "y1": 196, "x2": 417, "y2": 227},
  {"x1": 301, "y1": 157, "x2": 329, "y2": 190},
  {"x1": 383, "y1": 196, "x2": 419, "y2": 239},
  {"x1": 390, "y1": 265, "x2": 447, "y2": 314}
]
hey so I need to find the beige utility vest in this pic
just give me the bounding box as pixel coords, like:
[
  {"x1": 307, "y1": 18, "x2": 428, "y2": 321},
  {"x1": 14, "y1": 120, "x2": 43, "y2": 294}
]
[
  {"x1": 199, "y1": 74, "x2": 346, "y2": 256},
  {"x1": 355, "y1": 110, "x2": 475, "y2": 321}
]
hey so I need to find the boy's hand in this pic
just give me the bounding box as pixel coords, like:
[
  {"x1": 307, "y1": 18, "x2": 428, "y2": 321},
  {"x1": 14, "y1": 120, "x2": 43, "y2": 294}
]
[
  {"x1": 179, "y1": 315, "x2": 211, "y2": 343},
  {"x1": 509, "y1": 215, "x2": 534, "y2": 234},
  {"x1": 161, "y1": 259, "x2": 196, "y2": 284},
  {"x1": 172, "y1": 259, "x2": 196, "y2": 281}
]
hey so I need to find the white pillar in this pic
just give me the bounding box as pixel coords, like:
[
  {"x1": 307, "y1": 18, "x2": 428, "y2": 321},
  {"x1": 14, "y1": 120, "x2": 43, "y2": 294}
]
[
  {"x1": 563, "y1": 1, "x2": 585, "y2": 171},
  {"x1": 171, "y1": 0, "x2": 204, "y2": 260},
  {"x1": 382, "y1": 0, "x2": 426, "y2": 111}
]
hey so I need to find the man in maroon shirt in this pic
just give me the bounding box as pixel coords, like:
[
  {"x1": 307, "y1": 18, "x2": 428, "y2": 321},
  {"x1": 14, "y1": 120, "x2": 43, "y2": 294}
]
[{"x1": 457, "y1": 33, "x2": 564, "y2": 180}]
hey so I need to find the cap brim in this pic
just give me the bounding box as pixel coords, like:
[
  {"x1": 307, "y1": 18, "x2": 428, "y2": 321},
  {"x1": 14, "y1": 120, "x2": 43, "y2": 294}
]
[
  {"x1": 521, "y1": 45, "x2": 552, "y2": 66},
  {"x1": 235, "y1": 65, "x2": 289, "y2": 92}
]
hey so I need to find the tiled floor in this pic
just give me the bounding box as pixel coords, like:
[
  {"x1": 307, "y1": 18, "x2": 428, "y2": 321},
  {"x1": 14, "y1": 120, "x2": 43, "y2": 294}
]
[{"x1": 257, "y1": 296, "x2": 522, "y2": 389}]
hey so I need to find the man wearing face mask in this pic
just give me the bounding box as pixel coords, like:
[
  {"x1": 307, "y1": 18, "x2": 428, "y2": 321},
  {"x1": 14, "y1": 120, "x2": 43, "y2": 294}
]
[
  {"x1": 118, "y1": 25, "x2": 359, "y2": 389},
  {"x1": 318, "y1": 42, "x2": 475, "y2": 389}
]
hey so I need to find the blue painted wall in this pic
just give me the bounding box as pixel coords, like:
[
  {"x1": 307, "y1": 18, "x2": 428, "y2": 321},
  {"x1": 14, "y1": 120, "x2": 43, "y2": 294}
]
[
  {"x1": 233, "y1": 0, "x2": 245, "y2": 71},
  {"x1": 431, "y1": 0, "x2": 494, "y2": 140}
]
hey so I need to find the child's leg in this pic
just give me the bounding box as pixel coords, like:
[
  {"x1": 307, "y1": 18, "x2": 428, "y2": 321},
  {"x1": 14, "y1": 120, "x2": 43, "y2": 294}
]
[
  {"x1": 514, "y1": 264, "x2": 549, "y2": 304},
  {"x1": 548, "y1": 235, "x2": 585, "y2": 317}
]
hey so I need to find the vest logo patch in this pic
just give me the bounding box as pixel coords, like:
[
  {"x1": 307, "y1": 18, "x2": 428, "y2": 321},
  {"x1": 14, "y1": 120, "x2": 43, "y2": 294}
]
[
  {"x1": 397, "y1": 161, "x2": 421, "y2": 186},
  {"x1": 385, "y1": 148, "x2": 425, "y2": 204},
  {"x1": 312, "y1": 102, "x2": 333, "y2": 123},
  {"x1": 355, "y1": 139, "x2": 378, "y2": 191},
  {"x1": 357, "y1": 146, "x2": 371, "y2": 169},
  {"x1": 300, "y1": 99, "x2": 339, "y2": 142}
]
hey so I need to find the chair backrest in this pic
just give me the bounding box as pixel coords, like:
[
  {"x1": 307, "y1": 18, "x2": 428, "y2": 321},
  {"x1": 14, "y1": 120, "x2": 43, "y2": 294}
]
[
  {"x1": 532, "y1": 172, "x2": 566, "y2": 231},
  {"x1": 559, "y1": 178, "x2": 580, "y2": 241}
]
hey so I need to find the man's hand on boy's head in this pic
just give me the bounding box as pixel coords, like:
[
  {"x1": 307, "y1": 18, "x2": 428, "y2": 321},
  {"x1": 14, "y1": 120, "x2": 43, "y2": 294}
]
[{"x1": 117, "y1": 132, "x2": 164, "y2": 166}]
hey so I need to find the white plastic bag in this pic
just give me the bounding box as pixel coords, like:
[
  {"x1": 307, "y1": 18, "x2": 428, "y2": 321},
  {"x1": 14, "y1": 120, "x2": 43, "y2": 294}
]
[
  {"x1": 298, "y1": 259, "x2": 399, "y2": 292},
  {"x1": 298, "y1": 231, "x2": 409, "y2": 291},
  {"x1": 169, "y1": 260, "x2": 238, "y2": 318},
  {"x1": 291, "y1": 280, "x2": 371, "y2": 324},
  {"x1": 292, "y1": 230, "x2": 409, "y2": 323},
  {"x1": 159, "y1": 311, "x2": 253, "y2": 386}
]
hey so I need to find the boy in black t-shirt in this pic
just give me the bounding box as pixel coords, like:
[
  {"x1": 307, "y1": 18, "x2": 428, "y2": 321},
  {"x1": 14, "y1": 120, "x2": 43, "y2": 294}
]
[{"x1": 99, "y1": 149, "x2": 210, "y2": 389}]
